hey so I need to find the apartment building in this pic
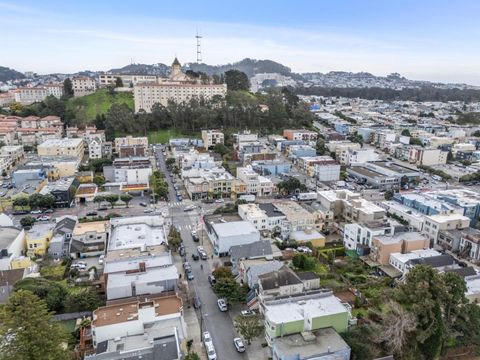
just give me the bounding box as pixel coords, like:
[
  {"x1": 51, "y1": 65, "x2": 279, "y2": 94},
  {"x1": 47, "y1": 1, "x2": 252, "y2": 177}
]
[
  {"x1": 113, "y1": 136, "x2": 148, "y2": 154},
  {"x1": 438, "y1": 227, "x2": 480, "y2": 262},
  {"x1": 339, "y1": 148, "x2": 380, "y2": 165},
  {"x1": 98, "y1": 73, "x2": 157, "y2": 87},
  {"x1": 389, "y1": 249, "x2": 443, "y2": 274},
  {"x1": 14, "y1": 87, "x2": 48, "y2": 105},
  {"x1": 343, "y1": 220, "x2": 394, "y2": 252},
  {"x1": 274, "y1": 201, "x2": 316, "y2": 232},
  {"x1": 103, "y1": 157, "x2": 152, "y2": 186},
  {"x1": 370, "y1": 231, "x2": 429, "y2": 265},
  {"x1": 37, "y1": 138, "x2": 85, "y2": 160},
  {"x1": 72, "y1": 76, "x2": 96, "y2": 97},
  {"x1": 422, "y1": 213, "x2": 470, "y2": 245},
  {"x1": 263, "y1": 291, "x2": 349, "y2": 345},
  {"x1": 26, "y1": 222, "x2": 55, "y2": 257},
  {"x1": 201, "y1": 129, "x2": 224, "y2": 150},
  {"x1": 238, "y1": 203, "x2": 287, "y2": 233},
  {"x1": 90, "y1": 295, "x2": 185, "y2": 356},
  {"x1": 134, "y1": 59, "x2": 226, "y2": 112},
  {"x1": 297, "y1": 156, "x2": 338, "y2": 178},
  {"x1": 70, "y1": 221, "x2": 109, "y2": 258},
  {"x1": 104, "y1": 245, "x2": 178, "y2": 300},
  {"x1": 408, "y1": 147, "x2": 448, "y2": 166},
  {"x1": 326, "y1": 141, "x2": 361, "y2": 158},
  {"x1": 283, "y1": 129, "x2": 318, "y2": 141},
  {"x1": 236, "y1": 165, "x2": 274, "y2": 197}
]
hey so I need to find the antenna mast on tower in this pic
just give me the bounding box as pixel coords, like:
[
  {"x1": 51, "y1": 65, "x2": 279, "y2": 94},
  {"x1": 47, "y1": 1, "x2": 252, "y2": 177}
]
[{"x1": 195, "y1": 30, "x2": 202, "y2": 63}]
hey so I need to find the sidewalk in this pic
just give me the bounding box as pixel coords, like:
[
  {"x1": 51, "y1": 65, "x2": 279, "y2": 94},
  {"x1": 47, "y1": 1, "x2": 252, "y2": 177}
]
[{"x1": 183, "y1": 305, "x2": 207, "y2": 360}]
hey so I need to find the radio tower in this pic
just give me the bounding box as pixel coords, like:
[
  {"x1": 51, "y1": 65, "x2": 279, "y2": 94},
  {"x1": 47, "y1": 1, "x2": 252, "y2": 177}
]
[{"x1": 195, "y1": 30, "x2": 202, "y2": 63}]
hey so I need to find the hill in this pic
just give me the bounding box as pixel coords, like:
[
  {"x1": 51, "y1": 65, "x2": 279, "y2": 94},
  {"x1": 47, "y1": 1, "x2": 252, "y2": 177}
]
[
  {"x1": 0, "y1": 66, "x2": 25, "y2": 82},
  {"x1": 108, "y1": 63, "x2": 170, "y2": 76},
  {"x1": 65, "y1": 89, "x2": 134, "y2": 127},
  {"x1": 185, "y1": 58, "x2": 296, "y2": 78}
]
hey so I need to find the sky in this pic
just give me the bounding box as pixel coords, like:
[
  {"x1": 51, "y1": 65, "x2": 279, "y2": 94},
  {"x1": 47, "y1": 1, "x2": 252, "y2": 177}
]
[{"x1": 1, "y1": 0, "x2": 480, "y2": 84}]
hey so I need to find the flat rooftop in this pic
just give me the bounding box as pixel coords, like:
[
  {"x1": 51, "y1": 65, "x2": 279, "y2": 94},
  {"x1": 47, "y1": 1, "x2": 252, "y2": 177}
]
[
  {"x1": 390, "y1": 249, "x2": 440, "y2": 264},
  {"x1": 73, "y1": 221, "x2": 108, "y2": 236},
  {"x1": 375, "y1": 231, "x2": 426, "y2": 245},
  {"x1": 264, "y1": 293, "x2": 347, "y2": 324},
  {"x1": 109, "y1": 216, "x2": 167, "y2": 251},
  {"x1": 93, "y1": 294, "x2": 182, "y2": 327},
  {"x1": 273, "y1": 328, "x2": 350, "y2": 358},
  {"x1": 465, "y1": 275, "x2": 480, "y2": 297},
  {"x1": 26, "y1": 222, "x2": 55, "y2": 240}
]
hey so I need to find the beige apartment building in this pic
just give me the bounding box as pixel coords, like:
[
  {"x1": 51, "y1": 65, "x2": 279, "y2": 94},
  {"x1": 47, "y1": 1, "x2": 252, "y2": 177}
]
[
  {"x1": 113, "y1": 136, "x2": 148, "y2": 153},
  {"x1": 133, "y1": 58, "x2": 227, "y2": 113},
  {"x1": 37, "y1": 138, "x2": 85, "y2": 160},
  {"x1": 72, "y1": 76, "x2": 96, "y2": 97},
  {"x1": 202, "y1": 129, "x2": 224, "y2": 149},
  {"x1": 370, "y1": 232, "x2": 429, "y2": 265}
]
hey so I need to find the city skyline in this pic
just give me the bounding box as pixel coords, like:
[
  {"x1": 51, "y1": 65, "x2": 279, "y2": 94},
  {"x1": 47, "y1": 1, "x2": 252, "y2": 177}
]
[{"x1": 1, "y1": 0, "x2": 480, "y2": 84}]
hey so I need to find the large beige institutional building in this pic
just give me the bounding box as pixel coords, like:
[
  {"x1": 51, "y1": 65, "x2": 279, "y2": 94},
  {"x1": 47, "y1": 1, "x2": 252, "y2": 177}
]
[{"x1": 133, "y1": 58, "x2": 227, "y2": 113}]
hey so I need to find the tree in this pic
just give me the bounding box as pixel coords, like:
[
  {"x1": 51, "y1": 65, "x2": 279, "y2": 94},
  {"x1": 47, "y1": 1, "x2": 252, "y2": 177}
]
[
  {"x1": 401, "y1": 129, "x2": 411, "y2": 137},
  {"x1": 168, "y1": 226, "x2": 182, "y2": 251},
  {"x1": 14, "y1": 278, "x2": 67, "y2": 313},
  {"x1": 64, "y1": 288, "x2": 102, "y2": 313},
  {"x1": 115, "y1": 77, "x2": 124, "y2": 88},
  {"x1": 224, "y1": 70, "x2": 250, "y2": 91},
  {"x1": 371, "y1": 300, "x2": 417, "y2": 356},
  {"x1": 20, "y1": 216, "x2": 36, "y2": 228},
  {"x1": 277, "y1": 177, "x2": 307, "y2": 195},
  {"x1": 12, "y1": 196, "x2": 29, "y2": 208},
  {"x1": 234, "y1": 315, "x2": 263, "y2": 345},
  {"x1": 105, "y1": 103, "x2": 134, "y2": 140},
  {"x1": 104, "y1": 194, "x2": 119, "y2": 209},
  {"x1": 93, "y1": 195, "x2": 105, "y2": 208},
  {"x1": 410, "y1": 137, "x2": 423, "y2": 146},
  {"x1": 213, "y1": 277, "x2": 248, "y2": 303},
  {"x1": 120, "y1": 193, "x2": 133, "y2": 208},
  {"x1": 212, "y1": 266, "x2": 233, "y2": 280},
  {"x1": 165, "y1": 158, "x2": 176, "y2": 167},
  {"x1": 384, "y1": 190, "x2": 394, "y2": 200},
  {"x1": 0, "y1": 290, "x2": 71, "y2": 360},
  {"x1": 63, "y1": 78, "x2": 74, "y2": 97},
  {"x1": 93, "y1": 175, "x2": 106, "y2": 186}
]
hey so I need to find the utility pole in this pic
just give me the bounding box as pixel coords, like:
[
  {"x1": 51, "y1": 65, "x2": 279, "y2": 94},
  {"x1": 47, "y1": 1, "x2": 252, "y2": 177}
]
[{"x1": 195, "y1": 30, "x2": 202, "y2": 63}]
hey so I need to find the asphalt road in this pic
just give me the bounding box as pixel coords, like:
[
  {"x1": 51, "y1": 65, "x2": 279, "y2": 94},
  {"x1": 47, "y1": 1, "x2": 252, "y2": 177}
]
[{"x1": 154, "y1": 144, "x2": 246, "y2": 360}]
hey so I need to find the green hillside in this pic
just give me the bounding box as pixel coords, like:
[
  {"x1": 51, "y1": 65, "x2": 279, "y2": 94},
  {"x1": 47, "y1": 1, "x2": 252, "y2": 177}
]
[{"x1": 65, "y1": 90, "x2": 134, "y2": 126}]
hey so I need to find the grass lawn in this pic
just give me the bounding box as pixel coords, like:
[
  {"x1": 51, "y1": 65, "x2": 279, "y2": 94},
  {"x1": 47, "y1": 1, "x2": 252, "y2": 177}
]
[
  {"x1": 146, "y1": 129, "x2": 196, "y2": 144},
  {"x1": 66, "y1": 89, "x2": 134, "y2": 126}
]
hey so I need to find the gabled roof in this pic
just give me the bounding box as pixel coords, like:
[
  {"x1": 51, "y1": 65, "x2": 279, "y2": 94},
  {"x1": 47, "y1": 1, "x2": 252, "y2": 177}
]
[
  {"x1": 409, "y1": 254, "x2": 456, "y2": 268},
  {"x1": 172, "y1": 57, "x2": 181, "y2": 66},
  {"x1": 230, "y1": 240, "x2": 272, "y2": 260},
  {"x1": 258, "y1": 265, "x2": 302, "y2": 290},
  {"x1": 54, "y1": 216, "x2": 77, "y2": 236},
  {"x1": 444, "y1": 266, "x2": 477, "y2": 278}
]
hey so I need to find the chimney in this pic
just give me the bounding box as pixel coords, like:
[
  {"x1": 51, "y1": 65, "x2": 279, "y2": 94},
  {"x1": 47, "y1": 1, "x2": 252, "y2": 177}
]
[{"x1": 139, "y1": 262, "x2": 146, "y2": 272}]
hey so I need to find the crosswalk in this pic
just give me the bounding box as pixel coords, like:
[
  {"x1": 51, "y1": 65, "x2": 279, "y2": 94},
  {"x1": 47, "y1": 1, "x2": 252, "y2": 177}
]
[
  {"x1": 175, "y1": 224, "x2": 196, "y2": 231},
  {"x1": 168, "y1": 202, "x2": 184, "y2": 207}
]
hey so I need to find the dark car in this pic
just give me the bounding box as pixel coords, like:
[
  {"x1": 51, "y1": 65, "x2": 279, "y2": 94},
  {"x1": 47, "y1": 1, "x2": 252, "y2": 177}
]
[
  {"x1": 191, "y1": 253, "x2": 199, "y2": 261},
  {"x1": 86, "y1": 211, "x2": 98, "y2": 217},
  {"x1": 139, "y1": 202, "x2": 148, "y2": 207},
  {"x1": 208, "y1": 275, "x2": 216, "y2": 286},
  {"x1": 193, "y1": 296, "x2": 202, "y2": 309}
]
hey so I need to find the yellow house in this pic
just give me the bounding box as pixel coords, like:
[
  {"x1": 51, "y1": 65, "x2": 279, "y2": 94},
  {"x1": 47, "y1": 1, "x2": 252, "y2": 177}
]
[
  {"x1": 26, "y1": 222, "x2": 55, "y2": 257},
  {"x1": 11, "y1": 256, "x2": 34, "y2": 269}
]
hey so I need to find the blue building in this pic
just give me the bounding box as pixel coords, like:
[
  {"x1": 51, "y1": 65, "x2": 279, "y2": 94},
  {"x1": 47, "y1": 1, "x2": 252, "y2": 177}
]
[
  {"x1": 334, "y1": 122, "x2": 350, "y2": 135},
  {"x1": 279, "y1": 140, "x2": 307, "y2": 152},
  {"x1": 289, "y1": 145, "x2": 316, "y2": 158},
  {"x1": 252, "y1": 160, "x2": 292, "y2": 176}
]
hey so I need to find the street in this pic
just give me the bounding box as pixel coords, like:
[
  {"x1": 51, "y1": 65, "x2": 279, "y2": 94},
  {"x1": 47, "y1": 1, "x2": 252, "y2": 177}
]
[{"x1": 155, "y1": 145, "x2": 248, "y2": 360}]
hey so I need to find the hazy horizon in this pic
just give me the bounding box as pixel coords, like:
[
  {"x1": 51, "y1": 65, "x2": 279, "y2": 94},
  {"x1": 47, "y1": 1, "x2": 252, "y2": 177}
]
[{"x1": 2, "y1": 0, "x2": 480, "y2": 85}]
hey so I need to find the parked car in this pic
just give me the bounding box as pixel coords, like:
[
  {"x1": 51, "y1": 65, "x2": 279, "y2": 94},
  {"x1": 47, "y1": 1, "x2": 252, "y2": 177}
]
[
  {"x1": 186, "y1": 270, "x2": 194, "y2": 280},
  {"x1": 30, "y1": 209, "x2": 42, "y2": 214},
  {"x1": 203, "y1": 331, "x2": 212, "y2": 343},
  {"x1": 208, "y1": 275, "x2": 216, "y2": 286},
  {"x1": 233, "y1": 338, "x2": 246, "y2": 353},
  {"x1": 205, "y1": 342, "x2": 217, "y2": 360},
  {"x1": 143, "y1": 208, "x2": 154, "y2": 213},
  {"x1": 98, "y1": 255, "x2": 105, "y2": 265},
  {"x1": 191, "y1": 253, "x2": 199, "y2": 261},
  {"x1": 241, "y1": 310, "x2": 255, "y2": 317},
  {"x1": 139, "y1": 202, "x2": 148, "y2": 207},
  {"x1": 37, "y1": 215, "x2": 51, "y2": 221},
  {"x1": 214, "y1": 198, "x2": 224, "y2": 203},
  {"x1": 193, "y1": 296, "x2": 202, "y2": 309},
  {"x1": 86, "y1": 211, "x2": 98, "y2": 217},
  {"x1": 217, "y1": 298, "x2": 228, "y2": 312}
]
